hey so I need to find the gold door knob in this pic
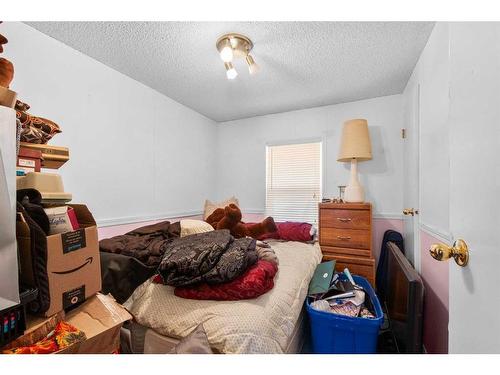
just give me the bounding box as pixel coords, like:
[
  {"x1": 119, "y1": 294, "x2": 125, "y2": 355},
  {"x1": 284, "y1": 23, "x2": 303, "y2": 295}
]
[
  {"x1": 429, "y1": 239, "x2": 469, "y2": 267},
  {"x1": 403, "y1": 208, "x2": 419, "y2": 216}
]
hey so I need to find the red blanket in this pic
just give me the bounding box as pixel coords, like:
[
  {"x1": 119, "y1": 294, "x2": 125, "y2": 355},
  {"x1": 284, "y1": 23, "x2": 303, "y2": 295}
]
[{"x1": 172, "y1": 260, "x2": 278, "y2": 301}]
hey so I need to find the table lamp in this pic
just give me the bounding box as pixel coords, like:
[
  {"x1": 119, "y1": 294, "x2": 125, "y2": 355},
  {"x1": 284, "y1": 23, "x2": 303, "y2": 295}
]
[{"x1": 337, "y1": 119, "x2": 372, "y2": 202}]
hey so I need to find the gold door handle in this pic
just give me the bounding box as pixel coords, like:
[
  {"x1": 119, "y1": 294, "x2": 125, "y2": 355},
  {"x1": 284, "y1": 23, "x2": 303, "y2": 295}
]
[
  {"x1": 429, "y1": 239, "x2": 469, "y2": 267},
  {"x1": 337, "y1": 236, "x2": 351, "y2": 241},
  {"x1": 337, "y1": 218, "x2": 352, "y2": 223},
  {"x1": 403, "y1": 208, "x2": 419, "y2": 216}
]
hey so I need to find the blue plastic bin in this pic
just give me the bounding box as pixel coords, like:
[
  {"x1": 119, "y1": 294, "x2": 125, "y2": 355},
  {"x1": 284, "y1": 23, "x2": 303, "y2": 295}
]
[{"x1": 306, "y1": 275, "x2": 383, "y2": 354}]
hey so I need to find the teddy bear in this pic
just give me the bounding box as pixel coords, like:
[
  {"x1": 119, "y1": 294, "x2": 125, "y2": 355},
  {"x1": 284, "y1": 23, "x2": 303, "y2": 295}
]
[{"x1": 206, "y1": 203, "x2": 277, "y2": 239}]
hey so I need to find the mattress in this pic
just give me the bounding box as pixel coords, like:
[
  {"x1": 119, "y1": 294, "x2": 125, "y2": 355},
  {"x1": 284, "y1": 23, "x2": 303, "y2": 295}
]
[
  {"x1": 121, "y1": 308, "x2": 307, "y2": 354},
  {"x1": 123, "y1": 240, "x2": 322, "y2": 353}
]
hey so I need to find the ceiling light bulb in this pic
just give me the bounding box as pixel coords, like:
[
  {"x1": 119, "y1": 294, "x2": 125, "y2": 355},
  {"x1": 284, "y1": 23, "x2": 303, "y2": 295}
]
[
  {"x1": 224, "y1": 62, "x2": 238, "y2": 80},
  {"x1": 246, "y1": 54, "x2": 260, "y2": 75},
  {"x1": 220, "y1": 43, "x2": 233, "y2": 62}
]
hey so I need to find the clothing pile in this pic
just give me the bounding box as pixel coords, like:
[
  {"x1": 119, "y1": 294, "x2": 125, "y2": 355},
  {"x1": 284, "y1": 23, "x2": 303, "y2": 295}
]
[
  {"x1": 155, "y1": 229, "x2": 279, "y2": 301},
  {"x1": 99, "y1": 225, "x2": 279, "y2": 302},
  {"x1": 99, "y1": 221, "x2": 181, "y2": 303},
  {"x1": 99, "y1": 221, "x2": 181, "y2": 267}
]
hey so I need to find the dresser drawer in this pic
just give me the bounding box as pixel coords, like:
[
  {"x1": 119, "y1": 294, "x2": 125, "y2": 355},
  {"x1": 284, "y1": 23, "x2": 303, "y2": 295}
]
[
  {"x1": 322, "y1": 253, "x2": 375, "y2": 286},
  {"x1": 320, "y1": 227, "x2": 371, "y2": 249},
  {"x1": 320, "y1": 208, "x2": 370, "y2": 230},
  {"x1": 321, "y1": 245, "x2": 371, "y2": 258}
]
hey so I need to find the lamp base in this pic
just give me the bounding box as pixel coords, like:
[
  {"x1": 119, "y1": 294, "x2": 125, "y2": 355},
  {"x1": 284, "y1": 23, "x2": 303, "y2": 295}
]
[
  {"x1": 343, "y1": 158, "x2": 365, "y2": 203},
  {"x1": 344, "y1": 184, "x2": 365, "y2": 203}
]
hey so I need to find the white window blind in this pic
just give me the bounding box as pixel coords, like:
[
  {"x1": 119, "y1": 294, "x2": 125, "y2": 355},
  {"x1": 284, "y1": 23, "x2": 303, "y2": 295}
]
[{"x1": 266, "y1": 141, "x2": 322, "y2": 224}]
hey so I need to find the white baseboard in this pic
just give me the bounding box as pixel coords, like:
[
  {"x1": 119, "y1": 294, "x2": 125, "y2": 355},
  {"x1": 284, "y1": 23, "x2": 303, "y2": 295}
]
[
  {"x1": 96, "y1": 210, "x2": 203, "y2": 227},
  {"x1": 373, "y1": 213, "x2": 403, "y2": 220}
]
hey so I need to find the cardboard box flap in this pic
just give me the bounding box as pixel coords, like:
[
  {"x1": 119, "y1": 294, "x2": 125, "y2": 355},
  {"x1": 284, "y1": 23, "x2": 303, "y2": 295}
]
[
  {"x1": 65, "y1": 293, "x2": 131, "y2": 339},
  {"x1": 68, "y1": 204, "x2": 96, "y2": 227}
]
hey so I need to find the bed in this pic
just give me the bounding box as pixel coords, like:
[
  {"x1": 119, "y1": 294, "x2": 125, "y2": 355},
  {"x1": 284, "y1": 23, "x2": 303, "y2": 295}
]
[{"x1": 122, "y1": 239, "x2": 322, "y2": 354}]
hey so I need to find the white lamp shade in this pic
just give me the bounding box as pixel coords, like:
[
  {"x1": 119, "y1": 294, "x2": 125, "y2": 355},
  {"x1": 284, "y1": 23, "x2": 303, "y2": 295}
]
[{"x1": 337, "y1": 119, "x2": 372, "y2": 162}]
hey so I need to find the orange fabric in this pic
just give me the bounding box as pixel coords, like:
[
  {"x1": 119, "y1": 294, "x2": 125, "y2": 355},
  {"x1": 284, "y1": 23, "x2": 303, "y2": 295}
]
[{"x1": 3, "y1": 321, "x2": 86, "y2": 354}]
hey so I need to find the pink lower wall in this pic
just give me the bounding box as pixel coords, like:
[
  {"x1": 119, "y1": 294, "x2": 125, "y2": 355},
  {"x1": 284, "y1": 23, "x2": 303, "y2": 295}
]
[
  {"x1": 372, "y1": 218, "x2": 404, "y2": 265},
  {"x1": 420, "y1": 230, "x2": 449, "y2": 354}
]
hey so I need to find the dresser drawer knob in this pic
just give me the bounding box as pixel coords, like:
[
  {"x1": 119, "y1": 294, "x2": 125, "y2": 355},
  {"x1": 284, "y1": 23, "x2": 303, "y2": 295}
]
[
  {"x1": 337, "y1": 236, "x2": 352, "y2": 241},
  {"x1": 337, "y1": 218, "x2": 352, "y2": 223}
]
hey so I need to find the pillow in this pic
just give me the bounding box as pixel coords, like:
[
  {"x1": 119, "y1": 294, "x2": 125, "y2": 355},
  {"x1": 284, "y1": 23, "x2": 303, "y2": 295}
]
[
  {"x1": 203, "y1": 196, "x2": 239, "y2": 220},
  {"x1": 180, "y1": 219, "x2": 214, "y2": 237},
  {"x1": 169, "y1": 324, "x2": 213, "y2": 354},
  {"x1": 256, "y1": 221, "x2": 314, "y2": 242}
]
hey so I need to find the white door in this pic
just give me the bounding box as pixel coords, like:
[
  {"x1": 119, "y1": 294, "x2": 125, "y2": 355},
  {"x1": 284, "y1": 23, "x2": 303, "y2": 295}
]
[
  {"x1": 402, "y1": 81, "x2": 421, "y2": 270},
  {"x1": 447, "y1": 23, "x2": 500, "y2": 353}
]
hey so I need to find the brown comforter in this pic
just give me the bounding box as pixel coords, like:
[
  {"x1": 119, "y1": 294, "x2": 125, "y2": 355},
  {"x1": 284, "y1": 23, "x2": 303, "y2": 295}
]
[{"x1": 99, "y1": 221, "x2": 181, "y2": 267}]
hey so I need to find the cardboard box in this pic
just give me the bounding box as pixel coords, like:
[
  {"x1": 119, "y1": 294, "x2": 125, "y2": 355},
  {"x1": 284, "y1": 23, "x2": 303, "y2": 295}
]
[
  {"x1": 3, "y1": 294, "x2": 132, "y2": 354},
  {"x1": 17, "y1": 204, "x2": 101, "y2": 317},
  {"x1": 18, "y1": 142, "x2": 69, "y2": 169},
  {"x1": 17, "y1": 147, "x2": 43, "y2": 173}
]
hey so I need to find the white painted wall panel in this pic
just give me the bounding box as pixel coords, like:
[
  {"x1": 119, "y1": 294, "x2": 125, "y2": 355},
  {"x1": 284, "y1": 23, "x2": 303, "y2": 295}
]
[
  {"x1": 403, "y1": 23, "x2": 451, "y2": 235},
  {"x1": 2, "y1": 22, "x2": 216, "y2": 226},
  {"x1": 215, "y1": 95, "x2": 404, "y2": 217}
]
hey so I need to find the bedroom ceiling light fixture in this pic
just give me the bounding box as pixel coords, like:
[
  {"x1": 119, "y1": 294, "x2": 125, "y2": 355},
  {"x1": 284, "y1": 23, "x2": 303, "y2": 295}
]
[
  {"x1": 216, "y1": 33, "x2": 259, "y2": 79},
  {"x1": 224, "y1": 62, "x2": 238, "y2": 80}
]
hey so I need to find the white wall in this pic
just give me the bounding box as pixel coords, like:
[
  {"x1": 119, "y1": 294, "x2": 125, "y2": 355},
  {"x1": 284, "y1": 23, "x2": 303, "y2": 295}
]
[
  {"x1": 3, "y1": 22, "x2": 217, "y2": 226},
  {"x1": 403, "y1": 23, "x2": 451, "y2": 237},
  {"x1": 215, "y1": 95, "x2": 404, "y2": 217}
]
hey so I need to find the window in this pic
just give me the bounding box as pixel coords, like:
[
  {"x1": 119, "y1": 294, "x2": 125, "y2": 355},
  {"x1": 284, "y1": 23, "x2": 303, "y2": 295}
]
[{"x1": 265, "y1": 141, "x2": 322, "y2": 224}]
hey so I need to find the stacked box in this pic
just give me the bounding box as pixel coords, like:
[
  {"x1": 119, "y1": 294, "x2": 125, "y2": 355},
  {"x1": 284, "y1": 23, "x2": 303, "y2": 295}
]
[{"x1": 17, "y1": 204, "x2": 101, "y2": 317}]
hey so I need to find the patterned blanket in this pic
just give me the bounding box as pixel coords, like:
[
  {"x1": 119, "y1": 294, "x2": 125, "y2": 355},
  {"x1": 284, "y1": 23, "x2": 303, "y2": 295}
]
[{"x1": 157, "y1": 229, "x2": 258, "y2": 287}]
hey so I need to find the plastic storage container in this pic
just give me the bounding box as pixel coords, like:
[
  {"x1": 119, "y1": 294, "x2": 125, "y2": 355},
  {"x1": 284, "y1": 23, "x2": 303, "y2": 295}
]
[
  {"x1": 16, "y1": 172, "x2": 72, "y2": 202},
  {"x1": 306, "y1": 275, "x2": 383, "y2": 354}
]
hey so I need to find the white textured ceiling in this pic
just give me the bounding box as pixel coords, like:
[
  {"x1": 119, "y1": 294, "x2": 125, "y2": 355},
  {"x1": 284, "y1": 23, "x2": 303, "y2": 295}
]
[{"x1": 27, "y1": 22, "x2": 434, "y2": 122}]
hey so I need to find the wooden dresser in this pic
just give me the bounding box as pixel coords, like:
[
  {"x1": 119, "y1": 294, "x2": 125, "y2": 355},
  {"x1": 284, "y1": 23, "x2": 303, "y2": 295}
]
[{"x1": 318, "y1": 202, "x2": 375, "y2": 286}]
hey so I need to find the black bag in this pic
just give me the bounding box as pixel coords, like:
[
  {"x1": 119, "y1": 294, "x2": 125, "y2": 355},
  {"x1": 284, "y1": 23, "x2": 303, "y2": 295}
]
[
  {"x1": 100, "y1": 252, "x2": 157, "y2": 304},
  {"x1": 375, "y1": 230, "x2": 404, "y2": 300}
]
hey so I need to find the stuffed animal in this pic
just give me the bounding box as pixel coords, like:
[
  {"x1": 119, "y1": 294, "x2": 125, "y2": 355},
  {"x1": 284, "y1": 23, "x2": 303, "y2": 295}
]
[
  {"x1": 206, "y1": 203, "x2": 277, "y2": 239},
  {"x1": 15, "y1": 99, "x2": 62, "y2": 143}
]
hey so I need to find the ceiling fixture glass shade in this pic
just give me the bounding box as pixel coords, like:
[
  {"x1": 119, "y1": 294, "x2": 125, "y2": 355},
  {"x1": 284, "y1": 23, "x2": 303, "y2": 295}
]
[
  {"x1": 224, "y1": 62, "x2": 238, "y2": 80},
  {"x1": 216, "y1": 33, "x2": 259, "y2": 80},
  {"x1": 219, "y1": 39, "x2": 233, "y2": 62},
  {"x1": 246, "y1": 54, "x2": 260, "y2": 75}
]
